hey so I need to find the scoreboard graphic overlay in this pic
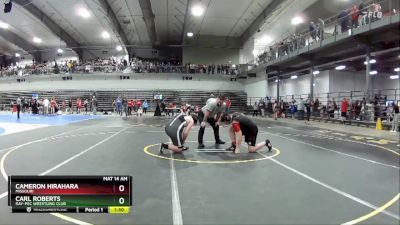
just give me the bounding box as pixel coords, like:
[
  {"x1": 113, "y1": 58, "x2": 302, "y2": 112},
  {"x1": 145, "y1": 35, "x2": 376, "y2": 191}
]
[{"x1": 8, "y1": 176, "x2": 132, "y2": 214}]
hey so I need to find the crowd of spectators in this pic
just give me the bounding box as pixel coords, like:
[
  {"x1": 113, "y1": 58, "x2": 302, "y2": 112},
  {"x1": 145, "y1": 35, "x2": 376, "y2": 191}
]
[
  {"x1": 10, "y1": 95, "x2": 98, "y2": 117},
  {"x1": 0, "y1": 56, "x2": 240, "y2": 78},
  {"x1": 255, "y1": 1, "x2": 391, "y2": 65},
  {"x1": 250, "y1": 94, "x2": 398, "y2": 125}
]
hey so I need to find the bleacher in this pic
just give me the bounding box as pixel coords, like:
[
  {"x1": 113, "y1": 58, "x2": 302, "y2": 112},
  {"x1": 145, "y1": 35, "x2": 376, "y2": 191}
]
[{"x1": 0, "y1": 90, "x2": 247, "y2": 112}]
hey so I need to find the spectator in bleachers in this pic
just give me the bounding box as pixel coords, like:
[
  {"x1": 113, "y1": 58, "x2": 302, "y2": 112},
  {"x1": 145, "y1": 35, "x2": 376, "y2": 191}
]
[
  {"x1": 317, "y1": 18, "x2": 325, "y2": 40},
  {"x1": 338, "y1": 9, "x2": 350, "y2": 33},
  {"x1": 309, "y1": 21, "x2": 317, "y2": 42},
  {"x1": 351, "y1": 4, "x2": 360, "y2": 28}
]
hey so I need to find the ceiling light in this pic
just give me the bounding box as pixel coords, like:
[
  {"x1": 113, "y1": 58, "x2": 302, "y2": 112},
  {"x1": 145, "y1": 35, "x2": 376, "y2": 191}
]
[
  {"x1": 191, "y1": 5, "x2": 204, "y2": 16},
  {"x1": 313, "y1": 83, "x2": 316, "y2": 87},
  {"x1": 0, "y1": 21, "x2": 9, "y2": 29},
  {"x1": 187, "y1": 32, "x2": 194, "y2": 37},
  {"x1": 390, "y1": 75, "x2": 399, "y2": 79},
  {"x1": 116, "y1": 45, "x2": 123, "y2": 51},
  {"x1": 313, "y1": 70, "x2": 320, "y2": 75},
  {"x1": 260, "y1": 35, "x2": 272, "y2": 44},
  {"x1": 395, "y1": 67, "x2": 400, "y2": 72},
  {"x1": 369, "y1": 70, "x2": 377, "y2": 75},
  {"x1": 57, "y1": 48, "x2": 63, "y2": 53},
  {"x1": 275, "y1": 79, "x2": 279, "y2": 83},
  {"x1": 15, "y1": 53, "x2": 20, "y2": 57},
  {"x1": 101, "y1": 31, "x2": 110, "y2": 39},
  {"x1": 291, "y1": 16, "x2": 304, "y2": 25},
  {"x1": 252, "y1": 49, "x2": 258, "y2": 56},
  {"x1": 33, "y1": 37, "x2": 42, "y2": 43},
  {"x1": 290, "y1": 75, "x2": 298, "y2": 79},
  {"x1": 364, "y1": 59, "x2": 376, "y2": 65},
  {"x1": 77, "y1": 8, "x2": 91, "y2": 18},
  {"x1": 335, "y1": 65, "x2": 346, "y2": 70}
]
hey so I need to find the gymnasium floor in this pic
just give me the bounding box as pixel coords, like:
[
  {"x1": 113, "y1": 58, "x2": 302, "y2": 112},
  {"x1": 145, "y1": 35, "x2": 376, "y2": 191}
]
[{"x1": 0, "y1": 113, "x2": 399, "y2": 225}]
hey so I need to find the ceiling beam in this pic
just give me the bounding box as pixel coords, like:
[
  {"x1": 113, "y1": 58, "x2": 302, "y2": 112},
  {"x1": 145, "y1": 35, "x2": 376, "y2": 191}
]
[
  {"x1": 240, "y1": 0, "x2": 285, "y2": 44},
  {"x1": 13, "y1": 0, "x2": 82, "y2": 59},
  {"x1": 98, "y1": 0, "x2": 132, "y2": 55},
  {"x1": 138, "y1": 0, "x2": 157, "y2": 45},
  {"x1": 0, "y1": 29, "x2": 41, "y2": 62}
]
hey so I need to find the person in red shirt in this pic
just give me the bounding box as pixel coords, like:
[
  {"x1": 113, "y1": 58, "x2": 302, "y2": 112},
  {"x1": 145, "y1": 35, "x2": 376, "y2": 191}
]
[
  {"x1": 76, "y1": 98, "x2": 82, "y2": 114},
  {"x1": 341, "y1": 98, "x2": 348, "y2": 123},
  {"x1": 226, "y1": 113, "x2": 272, "y2": 154},
  {"x1": 127, "y1": 100, "x2": 133, "y2": 115},
  {"x1": 50, "y1": 98, "x2": 57, "y2": 115},
  {"x1": 132, "y1": 98, "x2": 137, "y2": 112},
  {"x1": 136, "y1": 99, "x2": 142, "y2": 109},
  {"x1": 225, "y1": 98, "x2": 232, "y2": 113}
]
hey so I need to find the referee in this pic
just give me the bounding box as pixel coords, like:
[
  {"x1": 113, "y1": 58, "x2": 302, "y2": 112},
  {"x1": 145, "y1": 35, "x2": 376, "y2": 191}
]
[{"x1": 197, "y1": 96, "x2": 226, "y2": 148}]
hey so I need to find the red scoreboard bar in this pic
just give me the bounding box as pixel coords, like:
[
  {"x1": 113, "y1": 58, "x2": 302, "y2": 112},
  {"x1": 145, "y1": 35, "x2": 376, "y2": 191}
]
[{"x1": 8, "y1": 176, "x2": 132, "y2": 213}]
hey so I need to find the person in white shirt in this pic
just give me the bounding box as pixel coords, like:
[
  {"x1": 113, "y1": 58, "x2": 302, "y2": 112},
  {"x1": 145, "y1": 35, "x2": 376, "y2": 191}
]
[{"x1": 43, "y1": 98, "x2": 50, "y2": 116}]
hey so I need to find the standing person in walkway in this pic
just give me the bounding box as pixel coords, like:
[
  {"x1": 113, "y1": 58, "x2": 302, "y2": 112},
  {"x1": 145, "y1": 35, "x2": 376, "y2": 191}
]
[
  {"x1": 297, "y1": 98, "x2": 304, "y2": 120},
  {"x1": 391, "y1": 103, "x2": 399, "y2": 132},
  {"x1": 122, "y1": 97, "x2": 128, "y2": 117},
  {"x1": 252, "y1": 101, "x2": 258, "y2": 117},
  {"x1": 50, "y1": 98, "x2": 57, "y2": 115},
  {"x1": 341, "y1": 98, "x2": 349, "y2": 124},
  {"x1": 305, "y1": 99, "x2": 311, "y2": 125},
  {"x1": 68, "y1": 98, "x2": 73, "y2": 114},
  {"x1": 16, "y1": 96, "x2": 21, "y2": 119},
  {"x1": 197, "y1": 96, "x2": 226, "y2": 148},
  {"x1": 317, "y1": 18, "x2": 325, "y2": 40},
  {"x1": 338, "y1": 9, "x2": 350, "y2": 33},
  {"x1": 43, "y1": 98, "x2": 50, "y2": 116},
  {"x1": 225, "y1": 97, "x2": 232, "y2": 113},
  {"x1": 76, "y1": 98, "x2": 82, "y2": 114},
  {"x1": 92, "y1": 95, "x2": 97, "y2": 115},
  {"x1": 116, "y1": 97, "x2": 122, "y2": 116},
  {"x1": 273, "y1": 100, "x2": 280, "y2": 120},
  {"x1": 143, "y1": 100, "x2": 149, "y2": 114},
  {"x1": 84, "y1": 99, "x2": 89, "y2": 115},
  {"x1": 136, "y1": 99, "x2": 142, "y2": 116},
  {"x1": 309, "y1": 21, "x2": 317, "y2": 42}
]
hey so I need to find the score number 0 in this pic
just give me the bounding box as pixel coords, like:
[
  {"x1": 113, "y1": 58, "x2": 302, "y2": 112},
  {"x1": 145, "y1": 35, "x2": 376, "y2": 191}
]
[{"x1": 118, "y1": 184, "x2": 125, "y2": 205}]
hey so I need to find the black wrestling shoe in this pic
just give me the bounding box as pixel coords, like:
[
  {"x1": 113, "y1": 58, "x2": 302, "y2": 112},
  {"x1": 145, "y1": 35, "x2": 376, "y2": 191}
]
[
  {"x1": 198, "y1": 143, "x2": 205, "y2": 149},
  {"x1": 159, "y1": 143, "x2": 164, "y2": 154},
  {"x1": 265, "y1": 139, "x2": 272, "y2": 152},
  {"x1": 225, "y1": 145, "x2": 236, "y2": 151},
  {"x1": 179, "y1": 146, "x2": 189, "y2": 151},
  {"x1": 160, "y1": 143, "x2": 168, "y2": 154},
  {"x1": 215, "y1": 139, "x2": 225, "y2": 145}
]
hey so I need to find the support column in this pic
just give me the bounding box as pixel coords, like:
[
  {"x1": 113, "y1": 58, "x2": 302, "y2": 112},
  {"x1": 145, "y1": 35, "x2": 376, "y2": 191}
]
[
  {"x1": 365, "y1": 48, "x2": 371, "y2": 101},
  {"x1": 310, "y1": 65, "x2": 314, "y2": 101},
  {"x1": 276, "y1": 75, "x2": 280, "y2": 101}
]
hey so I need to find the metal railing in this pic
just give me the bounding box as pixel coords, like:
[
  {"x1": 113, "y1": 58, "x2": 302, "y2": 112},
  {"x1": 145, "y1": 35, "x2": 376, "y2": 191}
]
[
  {"x1": 246, "y1": 88, "x2": 400, "y2": 122},
  {"x1": 0, "y1": 64, "x2": 241, "y2": 78},
  {"x1": 249, "y1": 0, "x2": 398, "y2": 67}
]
